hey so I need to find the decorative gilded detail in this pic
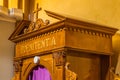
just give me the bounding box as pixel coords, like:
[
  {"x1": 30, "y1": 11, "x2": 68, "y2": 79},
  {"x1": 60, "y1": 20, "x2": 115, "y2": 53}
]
[
  {"x1": 28, "y1": 22, "x2": 35, "y2": 32},
  {"x1": 23, "y1": 18, "x2": 50, "y2": 34},
  {"x1": 11, "y1": 60, "x2": 23, "y2": 80},
  {"x1": 65, "y1": 62, "x2": 77, "y2": 80},
  {"x1": 53, "y1": 51, "x2": 66, "y2": 66},
  {"x1": 34, "y1": 19, "x2": 44, "y2": 30},
  {"x1": 13, "y1": 60, "x2": 23, "y2": 72}
]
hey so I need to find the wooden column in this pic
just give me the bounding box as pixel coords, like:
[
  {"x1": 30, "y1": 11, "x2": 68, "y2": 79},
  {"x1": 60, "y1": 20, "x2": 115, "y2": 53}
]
[
  {"x1": 53, "y1": 51, "x2": 66, "y2": 80},
  {"x1": 3, "y1": 0, "x2": 8, "y2": 8},
  {"x1": 23, "y1": 0, "x2": 30, "y2": 20},
  {"x1": 18, "y1": 0, "x2": 23, "y2": 9},
  {"x1": 24, "y1": 0, "x2": 35, "y2": 20},
  {"x1": 29, "y1": 0, "x2": 35, "y2": 21}
]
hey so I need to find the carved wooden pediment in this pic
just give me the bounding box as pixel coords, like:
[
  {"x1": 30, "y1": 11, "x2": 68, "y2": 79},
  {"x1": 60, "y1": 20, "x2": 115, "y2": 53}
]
[
  {"x1": 9, "y1": 10, "x2": 118, "y2": 55},
  {"x1": 8, "y1": 10, "x2": 66, "y2": 43}
]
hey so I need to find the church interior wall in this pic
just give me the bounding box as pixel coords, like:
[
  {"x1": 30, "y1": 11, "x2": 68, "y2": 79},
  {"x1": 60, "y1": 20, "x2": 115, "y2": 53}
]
[{"x1": 0, "y1": 21, "x2": 15, "y2": 80}]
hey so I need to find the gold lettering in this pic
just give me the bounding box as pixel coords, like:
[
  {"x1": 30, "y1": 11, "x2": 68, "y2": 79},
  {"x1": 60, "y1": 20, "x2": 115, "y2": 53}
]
[
  {"x1": 19, "y1": 36, "x2": 57, "y2": 54},
  {"x1": 34, "y1": 42, "x2": 38, "y2": 50},
  {"x1": 41, "y1": 40, "x2": 45, "y2": 48},
  {"x1": 45, "y1": 38, "x2": 50, "y2": 47},
  {"x1": 52, "y1": 37, "x2": 56, "y2": 45}
]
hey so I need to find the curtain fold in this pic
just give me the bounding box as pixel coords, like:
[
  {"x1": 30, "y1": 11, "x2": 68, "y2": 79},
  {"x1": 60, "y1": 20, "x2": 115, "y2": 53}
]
[{"x1": 28, "y1": 65, "x2": 52, "y2": 80}]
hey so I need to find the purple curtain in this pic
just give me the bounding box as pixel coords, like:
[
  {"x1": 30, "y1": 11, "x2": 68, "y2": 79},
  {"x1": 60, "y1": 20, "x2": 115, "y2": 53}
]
[{"x1": 28, "y1": 65, "x2": 52, "y2": 80}]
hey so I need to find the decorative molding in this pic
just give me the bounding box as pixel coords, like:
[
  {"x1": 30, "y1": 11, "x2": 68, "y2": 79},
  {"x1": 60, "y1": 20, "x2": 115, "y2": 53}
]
[
  {"x1": 23, "y1": 18, "x2": 50, "y2": 34},
  {"x1": 9, "y1": 20, "x2": 64, "y2": 43},
  {"x1": 45, "y1": 10, "x2": 66, "y2": 20},
  {"x1": 9, "y1": 15, "x2": 117, "y2": 43},
  {"x1": 0, "y1": 15, "x2": 16, "y2": 23},
  {"x1": 0, "y1": 6, "x2": 23, "y2": 22},
  {"x1": 13, "y1": 60, "x2": 23, "y2": 72},
  {"x1": 66, "y1": 27, "x2": 112, "y2": 38},
  {"x1": 0, "y1": 6, "x2": 16, "y2": 23},
  {"x1": 23, "y1": 63, "x2": 32, "y2": 76},
  {"x1": 53, "y1": 51, "x2": 66, "y2": 66}
]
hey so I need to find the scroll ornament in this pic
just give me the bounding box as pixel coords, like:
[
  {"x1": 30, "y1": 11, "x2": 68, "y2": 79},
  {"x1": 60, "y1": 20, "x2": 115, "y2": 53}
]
[
  {"x1": 24, "y1": 19, "x2": 50, "y2": 34},
  {"x1": 65, "y1": 62, "x2": 77, "y2": 80}
]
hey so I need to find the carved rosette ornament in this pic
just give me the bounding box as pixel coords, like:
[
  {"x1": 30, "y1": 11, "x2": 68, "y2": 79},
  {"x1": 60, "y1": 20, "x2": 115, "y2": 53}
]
[{"x1": 53, "y1": 51, "x2": 66, "y2": 66}]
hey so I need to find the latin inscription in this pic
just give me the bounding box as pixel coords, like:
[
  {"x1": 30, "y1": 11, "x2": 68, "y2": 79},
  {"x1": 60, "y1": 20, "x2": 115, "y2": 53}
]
[{"x1": 20, "y1": 37, "x2": 56, "y2": 54}]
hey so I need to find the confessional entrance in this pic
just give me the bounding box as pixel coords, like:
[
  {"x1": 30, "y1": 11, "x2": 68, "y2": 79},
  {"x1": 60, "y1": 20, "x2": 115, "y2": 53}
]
[{"x1": 28, "y1": 65, "x2": 52, "y2": 80}]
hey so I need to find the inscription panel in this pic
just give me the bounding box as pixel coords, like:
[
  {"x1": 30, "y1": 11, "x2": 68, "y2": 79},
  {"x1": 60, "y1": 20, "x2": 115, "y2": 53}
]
[{"x1": 16, "y1": 30, "x2": 65, "y2": 57}]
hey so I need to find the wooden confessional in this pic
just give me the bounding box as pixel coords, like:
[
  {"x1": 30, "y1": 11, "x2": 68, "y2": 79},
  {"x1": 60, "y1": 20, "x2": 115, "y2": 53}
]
[{"x1": 9, "y1": 10, "x2": 118, "y2": 80}]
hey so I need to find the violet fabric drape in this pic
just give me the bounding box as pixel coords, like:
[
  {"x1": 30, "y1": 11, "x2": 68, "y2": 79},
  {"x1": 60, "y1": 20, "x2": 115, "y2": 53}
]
[{"x1": 28, "y1": 65, "x2": 52, "y2": 80}]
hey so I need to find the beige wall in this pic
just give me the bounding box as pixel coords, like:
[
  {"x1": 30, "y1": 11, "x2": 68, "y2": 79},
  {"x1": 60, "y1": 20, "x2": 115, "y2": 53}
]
[{"x1": 0, "y1": 21, "x2": 15, "y2": 80}]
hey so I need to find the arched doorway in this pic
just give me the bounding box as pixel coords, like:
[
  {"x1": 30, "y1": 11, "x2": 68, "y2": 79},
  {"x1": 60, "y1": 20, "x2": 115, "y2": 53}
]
[{"x1": 28, "y1": 65, "x2": 52, "y2": 80}]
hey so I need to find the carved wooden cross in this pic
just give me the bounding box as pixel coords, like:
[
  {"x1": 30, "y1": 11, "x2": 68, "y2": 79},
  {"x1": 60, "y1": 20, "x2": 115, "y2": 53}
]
[{"x1": 33, "y1": 3, "x2": 41, "y2": 20}]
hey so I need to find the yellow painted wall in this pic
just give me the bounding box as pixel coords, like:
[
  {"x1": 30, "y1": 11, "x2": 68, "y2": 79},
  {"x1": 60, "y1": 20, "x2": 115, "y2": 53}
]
[
  {"x1": 0, "y1": 0, "x2": 3, "y2": 6},
  {"x1": 0, "y1": 0, "x2": 120, "y2": 30},
  {"x1": 0, "y1": 0, "x2": 18, "y2": 8},
  {"x1": 9, "y1": 0, "x2": 18, "y2": 8},
  {"x1": 35, "y1": 0, "x2": 120, "y2": 31}
]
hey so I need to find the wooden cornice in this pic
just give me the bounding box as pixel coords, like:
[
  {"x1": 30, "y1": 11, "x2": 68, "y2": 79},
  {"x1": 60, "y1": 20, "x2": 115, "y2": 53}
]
[
  {"x1": 45, "y1": 10, "x2": 66, "y2": 20},
  {"x1": 64, "y1": 18, "x2": 118, "y2": 35},
  {"x1": 9, "y1": 10, "x2": 118, "y2": 43},
  {"x1": 9, "y1": 20, "x2": 65, "y2": 42}
]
